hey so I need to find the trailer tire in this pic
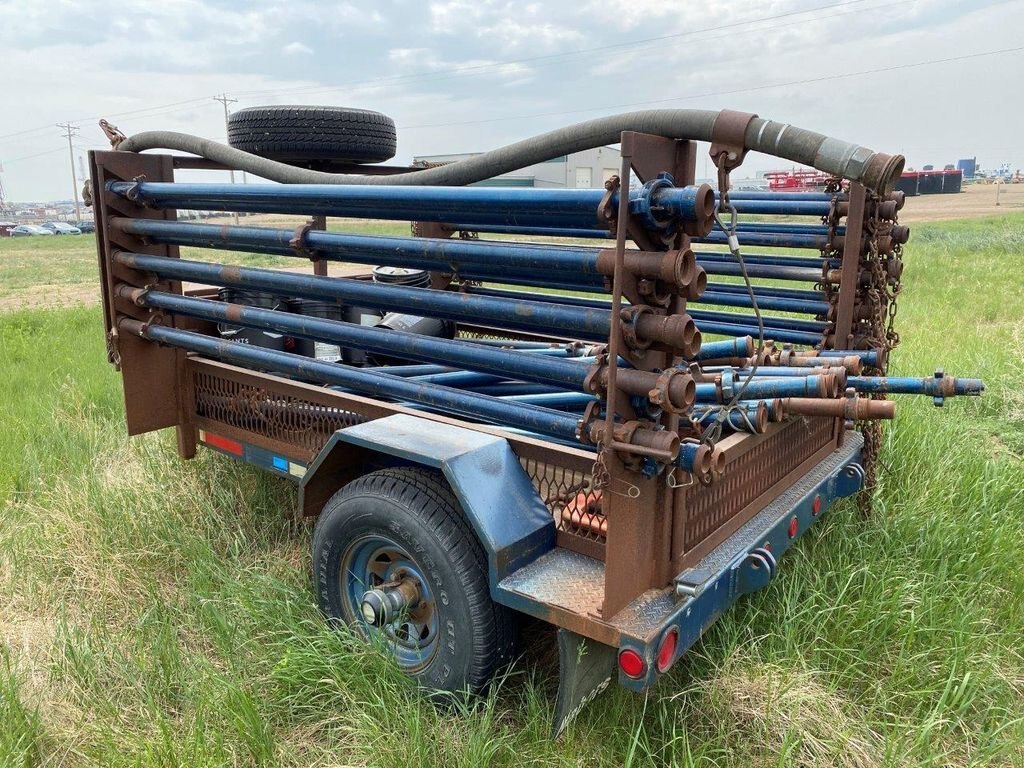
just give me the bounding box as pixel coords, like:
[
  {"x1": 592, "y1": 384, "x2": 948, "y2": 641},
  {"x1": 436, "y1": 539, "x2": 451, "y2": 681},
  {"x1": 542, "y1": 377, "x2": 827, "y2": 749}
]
[
  {"x1": 227, "y1": 105, "x2": 397, "y2": 167},
  {"x1": 312, "y1": 467, "x2": 515, "y2": 696}
]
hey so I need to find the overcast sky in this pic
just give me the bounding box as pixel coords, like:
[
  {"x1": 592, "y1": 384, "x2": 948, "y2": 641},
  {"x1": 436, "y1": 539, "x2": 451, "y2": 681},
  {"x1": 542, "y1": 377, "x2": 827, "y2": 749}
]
[{"x1": 1, "y1": 0, "x2": 1021, "y2": 202}]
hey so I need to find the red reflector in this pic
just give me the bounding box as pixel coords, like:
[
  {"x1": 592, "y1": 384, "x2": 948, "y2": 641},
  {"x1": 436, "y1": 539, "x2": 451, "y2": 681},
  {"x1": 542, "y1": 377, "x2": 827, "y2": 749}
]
[
  {"x1": 656, "y1": 629, "x2": 678, "y2": 673},
  {"x1": 812, "y1": 495, "x2": 822, "y2": 516},
  {"x1": 618, "y1": 648, "x2": 646, "y2": 679},
  {"x1": 203, "y1": 431, "x2": 244, "y2": 456},
  {"x1": 788, "y1": 516, "x2": 799, "y2": 539}
]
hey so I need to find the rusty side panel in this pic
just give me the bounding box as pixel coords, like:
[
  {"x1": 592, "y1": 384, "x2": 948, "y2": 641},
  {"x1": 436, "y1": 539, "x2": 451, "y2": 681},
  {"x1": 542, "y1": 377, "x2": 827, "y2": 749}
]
[
  {"x1": 91, "y1": 150, "x2": 186, "y2": 438},
  {"x1": 669, "y1": 415, "x2": 840, "y2": 573}
]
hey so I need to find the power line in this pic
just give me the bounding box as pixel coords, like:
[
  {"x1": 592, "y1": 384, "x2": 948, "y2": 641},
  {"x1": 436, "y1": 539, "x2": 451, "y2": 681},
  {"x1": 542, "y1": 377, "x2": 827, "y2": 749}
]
[
  {"x1": 397, "y1": 45, "x2": 1024, "y2": 131},
  {"x1": 1, "y1": 147, "x2": 66, "y2": 164},
  {"x1": 56, "y1": 122, "x2": 81, "y2": 222},
  {"x1": 213, "y1": 94, "x2": 240, "y2": 224}
]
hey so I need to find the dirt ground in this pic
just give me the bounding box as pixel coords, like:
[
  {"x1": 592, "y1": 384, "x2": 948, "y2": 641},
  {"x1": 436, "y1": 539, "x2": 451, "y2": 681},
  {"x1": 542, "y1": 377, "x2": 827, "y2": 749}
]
[{"x1": 896, "y1": 182, "x2": 1024, "y2": 222}]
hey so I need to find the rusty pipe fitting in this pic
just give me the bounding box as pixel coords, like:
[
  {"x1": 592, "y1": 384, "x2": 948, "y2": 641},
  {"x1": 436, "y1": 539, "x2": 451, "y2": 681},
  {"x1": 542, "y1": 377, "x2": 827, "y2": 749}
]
[
  {"x1": 588, "y1": 420, "x2": 680, "y2": 461},
  {"x1": 685, "y1": 267, "x2": 707, "y2": 300},
  {"x1": 889, "y1": 225, "x2": 911, "y2": 245},
  {"x1": 612, "y1": 367, "x2": 696, "y2": 412},
  {"x1": 596, "y1": 248, "x2": 698, "y2": 292},
  {"x1": 875, "y1": 200, "x2": 899, "y2": 221},
  {"x1": 632, "y1": 311, "x2": 700, "y2": 356},
  {"x1": 776, "y1": 350, "x2": 863, "y2": 374},
  {"x1": 782, "y1": 394, "x2": 895, "y2": 421},
  {"x1": 887, "y1": 190, "x2": 906, "y2": 210}
]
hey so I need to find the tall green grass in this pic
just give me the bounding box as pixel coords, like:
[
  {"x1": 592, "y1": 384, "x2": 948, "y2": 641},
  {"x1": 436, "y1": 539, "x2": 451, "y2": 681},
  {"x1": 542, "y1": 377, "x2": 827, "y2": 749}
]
[{"x1": 1, "y1": 216, "x2": 1022, "y2": 766}]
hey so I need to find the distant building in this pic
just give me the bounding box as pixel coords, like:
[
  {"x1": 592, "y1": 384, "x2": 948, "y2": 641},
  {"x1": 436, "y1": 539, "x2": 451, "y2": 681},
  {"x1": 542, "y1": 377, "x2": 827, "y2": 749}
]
[{"x1": 413, "y1": 146, "x2": 622, "y2": 188}]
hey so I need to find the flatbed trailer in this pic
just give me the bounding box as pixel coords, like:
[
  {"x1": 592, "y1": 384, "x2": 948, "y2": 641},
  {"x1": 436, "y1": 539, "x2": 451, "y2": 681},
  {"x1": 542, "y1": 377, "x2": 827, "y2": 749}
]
[{"x1": 88, "y1": 107, "x2": 981, "y2": 735}]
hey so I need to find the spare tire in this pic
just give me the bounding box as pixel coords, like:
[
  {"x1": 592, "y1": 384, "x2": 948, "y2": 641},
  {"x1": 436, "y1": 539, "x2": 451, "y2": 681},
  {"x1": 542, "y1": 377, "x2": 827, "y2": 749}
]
[{"x1": 227, "y1": 106, "x2": 397, "y2": 167}]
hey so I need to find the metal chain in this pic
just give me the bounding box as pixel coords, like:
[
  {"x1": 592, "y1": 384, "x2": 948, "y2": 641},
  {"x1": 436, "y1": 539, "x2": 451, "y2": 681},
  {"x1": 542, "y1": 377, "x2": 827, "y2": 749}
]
[{"x1": 701, "y1": 156, "x2": 766, "y2": 447}]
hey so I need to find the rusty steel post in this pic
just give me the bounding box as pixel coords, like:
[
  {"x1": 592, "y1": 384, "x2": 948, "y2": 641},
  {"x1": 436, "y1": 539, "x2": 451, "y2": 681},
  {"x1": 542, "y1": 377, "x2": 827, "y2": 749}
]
[{"x1": 832, "y1": 183, "x2": 867, "y2": 347}]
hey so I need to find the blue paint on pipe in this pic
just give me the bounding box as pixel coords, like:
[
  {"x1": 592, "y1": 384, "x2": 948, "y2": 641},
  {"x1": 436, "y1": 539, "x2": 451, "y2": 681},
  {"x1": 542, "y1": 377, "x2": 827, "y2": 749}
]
[
  {"x1": 135, "y1": 325, "x2": 585, "y2": 441},
  {"x1": 133, "y1": 290, "x2": 594, "y2": 391},
  {"x1": 114, "y1": 252, "x2": 622, "y2": 342},
  {"x1": 107, "y1": 180, "x2": 706, "y2": 233}
]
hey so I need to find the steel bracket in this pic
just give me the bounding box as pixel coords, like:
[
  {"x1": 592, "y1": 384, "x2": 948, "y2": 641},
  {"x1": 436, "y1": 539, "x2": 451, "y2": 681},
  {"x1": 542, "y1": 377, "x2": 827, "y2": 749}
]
[
  {"x1": 708, "y1": 110, "x2": 758, "y2": 171},
  {"x1": 834, "y1": 462, "x2": 864, "y2": 497},
  {"x1": 730, "y1": 546, "x2": 777, "y2": 597},
  {"x1": 673, "y1": 566, "x2": 715, "y2": 598}
]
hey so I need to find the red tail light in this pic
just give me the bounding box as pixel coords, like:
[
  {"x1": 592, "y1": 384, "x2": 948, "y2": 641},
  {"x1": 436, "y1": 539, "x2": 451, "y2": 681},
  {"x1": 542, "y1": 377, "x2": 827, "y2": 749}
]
[
  {"x1": 618, "y1": 648, "x2": 645, "y2": 679},
  {"x1": 788, "y1": 516, "x2": 799, "y2": 538},
  {"x1": 656, "y1": 628, "x2": 678, "y2": 673}
]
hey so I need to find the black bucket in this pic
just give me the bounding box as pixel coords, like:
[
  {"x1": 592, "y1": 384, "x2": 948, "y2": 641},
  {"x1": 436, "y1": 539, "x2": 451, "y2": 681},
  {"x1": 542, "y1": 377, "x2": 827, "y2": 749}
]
[
  {"x1": 370, "y1": 312, "x2": 457, "y2": 366},
  {"x1": 288, "y1": 298, "x2": 344, "y2": 362},
  {"x1": 341, "y1": 304, "x2": 385, "y2": 366},
  {"x1": 217, "y1": 288, "x2": 288, "y2": 351},
  {"x1": 372, "y1": 266, "x2": 431, "y2": 287}
]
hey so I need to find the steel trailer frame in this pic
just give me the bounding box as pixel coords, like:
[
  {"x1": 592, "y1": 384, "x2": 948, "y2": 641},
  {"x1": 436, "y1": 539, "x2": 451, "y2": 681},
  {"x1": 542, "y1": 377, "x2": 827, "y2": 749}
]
[{"x1": 89, "y1": 125, "x2": 873, "y2": 735}]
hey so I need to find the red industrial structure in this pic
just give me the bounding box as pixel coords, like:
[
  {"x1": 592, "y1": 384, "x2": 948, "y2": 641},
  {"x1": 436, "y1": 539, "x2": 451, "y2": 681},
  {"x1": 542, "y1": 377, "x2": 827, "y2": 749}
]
[{"x1": 763, "y1": 169, "x2": 833, "y2": 192}]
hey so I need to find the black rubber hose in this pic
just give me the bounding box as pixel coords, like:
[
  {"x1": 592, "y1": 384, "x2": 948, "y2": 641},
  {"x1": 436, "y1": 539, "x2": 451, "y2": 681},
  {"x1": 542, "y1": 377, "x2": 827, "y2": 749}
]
[{"x1": 116, "y1": 109, "x2": 904, "y2": 192}]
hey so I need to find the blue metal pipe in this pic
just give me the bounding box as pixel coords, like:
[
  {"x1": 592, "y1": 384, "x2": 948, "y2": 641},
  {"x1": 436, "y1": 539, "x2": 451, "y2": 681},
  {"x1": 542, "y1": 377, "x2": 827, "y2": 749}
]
[
  {"x1": 695, "y1": 261, "x2": 823, "y2": 283},
  {"x1": 724, "y1": 191, "x2": 842, "y2": 202},
  {"x1": 847, "y1": 375, "x2": 984, "y2": 398},
  {"x1": 738, "y1": 399, "x2": 785, "y2": 421},
  {"x1": 693, "y1": 336, "x2": 753, "y2": 361},
  {"x1": 472, "y1": 382, "x2": 566, "y2": 397},
  {"x1": 705, "y1": 366, "x2": 840, "y2": 377},
  {"x1": 695, "y1": 291, "x2": 828, "y2": 316},
  {"x1": 817, "y1": 349, "x2": 883, "y2": 367},
  {"x1": 363, "y1": 363, "x2": 457, "y2": 377},
  {"x1": 457, "y1": 286, "x2": 827, "y2": 334},
  {"x1": 498, "y1": 391, "x2": 596, "y2": 409},
  {"x1": 700, "y1": 282, "x2": 823, "y2": 301},
  {"x1": 696, "y1": 251, "x2": 829, "y2": 269},
  {"x1": 113, "y1": 252, "x2": 628, "y2": 343},
  {"x1": 448, "y1": 224, "x2": 610, "y2": 240},
  {"x1": 112, "y1": 219, "x2": 612, "y2": 285},
  {"x1": 689, "y1": 309, "x2": 828, "y2": 333},
  {"x1": 695, "y1": 374, "x2": 831, "y2": 402},
  {"x1": 123, "y1": 323, "x2": 585, "y2": 442},
  {"x1": 723, "y1": 222, "x2": 842, "y2": 236},
  {"x1": 724, "y1": 201, "x2": 835, "y2": 215},
  {"x1": 128, "y1": 290, "x2": 595, "y2": 391},
  {"x1": 107, "y1": 180, "x2": 709, "y2": 233},
  {"x1": 695, "y1": 231, "x2": 830, "y2": 250}
]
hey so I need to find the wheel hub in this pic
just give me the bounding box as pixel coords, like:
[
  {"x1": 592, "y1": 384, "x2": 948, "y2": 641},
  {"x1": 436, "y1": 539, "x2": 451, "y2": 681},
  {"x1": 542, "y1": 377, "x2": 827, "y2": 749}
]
[
  {"x1": 340, "y1": 535, "x2": 440, "y2": 671},
  {"x1": 360, "y1": 576, "x2": 422, "y2": 627}
]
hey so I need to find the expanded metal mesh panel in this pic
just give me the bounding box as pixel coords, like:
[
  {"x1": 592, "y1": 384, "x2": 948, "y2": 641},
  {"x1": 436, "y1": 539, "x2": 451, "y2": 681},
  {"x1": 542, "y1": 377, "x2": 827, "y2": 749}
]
[
  {"x1": 679, "y1": 416, "x2": 835, "y2": 552},
  {"x1": 193, "y1": 370, "x2": 362, "y2": 456},
  {"x1": 518, "y1": 457, "x2": 604, "y2": 542}
]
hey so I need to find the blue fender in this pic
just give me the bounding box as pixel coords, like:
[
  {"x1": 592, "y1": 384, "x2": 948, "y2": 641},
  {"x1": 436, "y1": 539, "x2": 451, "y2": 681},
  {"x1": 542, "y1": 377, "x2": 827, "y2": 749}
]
[{"x1": 298, "y1": 413, "x2": 555, "y2": 595}]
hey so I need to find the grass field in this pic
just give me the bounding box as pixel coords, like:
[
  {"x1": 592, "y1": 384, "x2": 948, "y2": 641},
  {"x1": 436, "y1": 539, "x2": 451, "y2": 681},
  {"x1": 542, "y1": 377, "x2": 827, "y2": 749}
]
[{"x1": 1, "y1": 214, "x2": 1022, "y2": 766}]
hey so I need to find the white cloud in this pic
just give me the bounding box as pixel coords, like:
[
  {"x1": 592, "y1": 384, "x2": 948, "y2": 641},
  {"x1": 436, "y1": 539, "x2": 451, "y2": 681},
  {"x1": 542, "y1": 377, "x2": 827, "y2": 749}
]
[{"x1": 283, "y1": 41, "x2": 314, "y2": 55}]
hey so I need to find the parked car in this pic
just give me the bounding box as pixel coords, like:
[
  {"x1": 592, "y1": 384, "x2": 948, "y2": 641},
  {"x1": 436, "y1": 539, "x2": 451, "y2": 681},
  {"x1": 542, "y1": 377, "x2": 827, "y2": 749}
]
[
  {"x1": 9, "y1": 225, "x2": 54, "y2": 237},
  {"x1": 41, "y1": 221, "x2": 82, "y2": 235},
  {"x1": 75, "y1": 220, "x2": 96, "y2": 233}
]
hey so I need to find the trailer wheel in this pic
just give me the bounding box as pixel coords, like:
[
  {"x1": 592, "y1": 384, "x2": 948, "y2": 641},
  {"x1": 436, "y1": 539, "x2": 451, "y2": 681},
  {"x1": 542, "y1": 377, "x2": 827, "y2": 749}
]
[
  {"x1": 312, "y1": 467, "x2": 515, "y2": 695},
  {"x1": 227, "y1": 105, "x2": 397, "y2": 167}
]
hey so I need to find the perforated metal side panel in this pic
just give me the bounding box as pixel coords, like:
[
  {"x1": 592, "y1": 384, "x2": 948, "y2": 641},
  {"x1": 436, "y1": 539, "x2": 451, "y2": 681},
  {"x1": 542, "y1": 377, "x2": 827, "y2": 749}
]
[
  {"x1": 193, "y1": 368, "x2": 361, "y2": 456},
  {"x1": 678, "y1": 417, "x2": 835, "y2": 551}
]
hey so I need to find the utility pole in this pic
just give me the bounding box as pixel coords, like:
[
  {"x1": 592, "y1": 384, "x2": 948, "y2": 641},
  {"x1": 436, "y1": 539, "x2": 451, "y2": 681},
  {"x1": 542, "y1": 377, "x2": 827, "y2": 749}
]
[
  {"x1": 56, "y1": 122, "x2": 81, "y2": 222},
  {"x1": 213, "y1": 94, "x2": 240, "y2": 224}
]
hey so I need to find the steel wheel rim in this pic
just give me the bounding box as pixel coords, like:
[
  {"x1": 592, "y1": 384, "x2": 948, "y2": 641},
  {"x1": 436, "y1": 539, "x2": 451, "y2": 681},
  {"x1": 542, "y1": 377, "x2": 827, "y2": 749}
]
[{"x1": 339, "y1": 533, "x2": 439, "y2": 672}]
